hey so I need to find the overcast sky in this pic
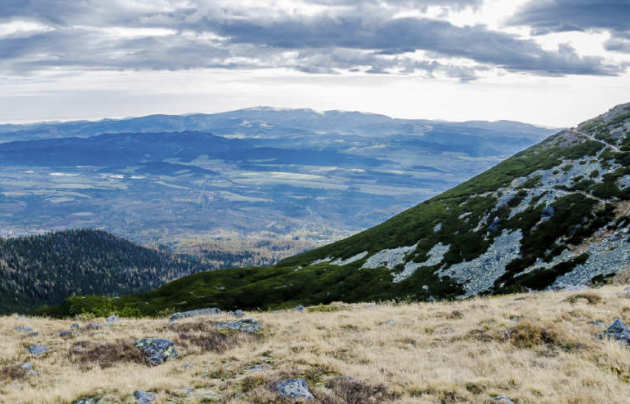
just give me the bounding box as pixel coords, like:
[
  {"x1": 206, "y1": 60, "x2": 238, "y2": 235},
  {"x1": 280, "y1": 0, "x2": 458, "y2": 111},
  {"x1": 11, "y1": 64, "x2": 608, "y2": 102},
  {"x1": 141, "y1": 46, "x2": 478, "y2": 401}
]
[{"x1": 1, "y1": 0, "x2": 629, "y2": 126}]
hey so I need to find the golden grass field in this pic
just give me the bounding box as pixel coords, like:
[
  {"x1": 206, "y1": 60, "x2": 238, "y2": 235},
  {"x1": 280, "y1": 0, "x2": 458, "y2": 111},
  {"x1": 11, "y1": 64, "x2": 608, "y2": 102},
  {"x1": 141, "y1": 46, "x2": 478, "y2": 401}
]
[{"x1": 3, "y1": 285, "x2": 630, "y2": 403}]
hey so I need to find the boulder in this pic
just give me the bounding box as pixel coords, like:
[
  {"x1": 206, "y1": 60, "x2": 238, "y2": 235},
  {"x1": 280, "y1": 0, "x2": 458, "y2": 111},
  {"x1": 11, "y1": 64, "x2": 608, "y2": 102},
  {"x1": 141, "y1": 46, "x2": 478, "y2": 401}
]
[
  {"x1": 602, "y1": 318, "x2": 630, "y2": 344},
  {"x1": 134, "y1": 390, "x2": 156, "y2": 404},
  {"x1": 27, "y1": 344, "x2": 49, "y2": 356},
  {"x1": 274, "y1": 378, "x2": 315, "y2": 400},
  {"x1": 135, "y1": 338, "x2": 178, "y2": 366},
  {"x1": 170, "y1": 308, "x2": 221, "y2": 320},
  {"x1": 215, "y1": 319, "x2": 262, "y2": 334}
]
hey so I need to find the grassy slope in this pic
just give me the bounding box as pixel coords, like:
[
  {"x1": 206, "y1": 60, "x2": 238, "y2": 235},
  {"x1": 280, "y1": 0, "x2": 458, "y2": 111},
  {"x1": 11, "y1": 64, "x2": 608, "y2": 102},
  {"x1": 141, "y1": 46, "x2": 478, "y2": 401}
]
[
  {"x1": 5, "y1": 285, "x2": 630, "y2": 403},
  {"x1": 41, "y1": 103, "x2": 630, "y2": 316},
  {"x1": 47, "y1": 131, "x2": 615, "y2": 316}
]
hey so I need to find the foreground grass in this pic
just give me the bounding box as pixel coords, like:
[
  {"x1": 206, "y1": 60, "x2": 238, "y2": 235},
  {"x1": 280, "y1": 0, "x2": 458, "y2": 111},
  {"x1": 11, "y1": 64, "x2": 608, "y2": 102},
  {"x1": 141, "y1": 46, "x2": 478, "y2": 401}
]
[{"x1": 3, "y1": 286, "x2": 630, "y2": 403}]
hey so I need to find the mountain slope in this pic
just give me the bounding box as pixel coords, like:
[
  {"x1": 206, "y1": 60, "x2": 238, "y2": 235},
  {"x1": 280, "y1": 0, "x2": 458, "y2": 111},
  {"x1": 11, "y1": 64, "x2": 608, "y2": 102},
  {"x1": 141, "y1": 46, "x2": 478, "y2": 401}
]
[
  {"x1": 48, "y1": 103, "x2": 630, "y2": 316},
  {"x1": 0, "y1": 230, "x2": 206, "y2": 313}
]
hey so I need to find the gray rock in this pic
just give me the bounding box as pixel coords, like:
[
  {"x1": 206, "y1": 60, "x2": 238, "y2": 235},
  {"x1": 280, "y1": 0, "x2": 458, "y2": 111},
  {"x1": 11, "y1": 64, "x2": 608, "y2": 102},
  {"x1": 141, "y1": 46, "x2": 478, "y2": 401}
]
[
  {"x1": 215, "y1": 319, "x2": 262, "y2": 334},
  {"x1": 105, "y1": 314, "x2": 119, "y2": 325},
  {"x1": 228, "y1": 309, "x2": 245, "y2": 318},
  {"x1": 27, "y1": 344, "x2": 48, "y2": 356},
  {"x1": 20, "y1": 362, "x2": 33, "y2": 370},
  {"x1": 71, "y1": 322, "x2": 80, "y2": 329},
  {"x1": 134, "y1": 390, "x2": 156, "y2": 404},
  {"x1": 87, "y1": 322, "x2": 102, "y2": 329},
  {"x1": 602, "y1": 319, "x2": 630, "y2": 344},
  {"x1": 135, "y1": 338, "x2": 178, "y2": 366},
  {"x1": 170, "y1": 307, "x2": 221, "y2": 320},
  {"x1": 492, "y1": 395, "x2": 514, "y2": 404},
  {"x1": 181, "y1": 364, "x2": 193, "y2": 369},
  {"x1": 73, "y1": 398, "x2": 100, "y2": 404},
  {"x1": 15, "y1": 325, "x2": 38, "y2": 336},
  {"x1": 295, "y1": 305, "x2": 305, "y2": 312},
  {"x1": 592, "y1": 320, "x2": 605, "y2": 327},
  {"x1": 274, "y1": 378, "x2": 314, "y2": 400},
  {"x1": 59, "y1": 330, "x2": 73, "y2": 338}
]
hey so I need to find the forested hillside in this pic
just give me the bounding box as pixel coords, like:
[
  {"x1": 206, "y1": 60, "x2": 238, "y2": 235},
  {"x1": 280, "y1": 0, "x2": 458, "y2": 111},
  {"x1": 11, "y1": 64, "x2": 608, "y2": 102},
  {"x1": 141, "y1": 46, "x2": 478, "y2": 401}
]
[{"x1": 0, "y1": 230, "x2": 204, "y2": 313}]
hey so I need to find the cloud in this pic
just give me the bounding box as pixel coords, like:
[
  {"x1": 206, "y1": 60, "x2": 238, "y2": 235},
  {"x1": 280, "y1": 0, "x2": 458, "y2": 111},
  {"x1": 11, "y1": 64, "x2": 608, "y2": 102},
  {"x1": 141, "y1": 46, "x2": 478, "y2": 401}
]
[
  {"x1": 510, "y1": 0, "x2": 630, "y2": 54},
  {"x1": 0, "y1": 0, "x2": 623, "y2": 78}
]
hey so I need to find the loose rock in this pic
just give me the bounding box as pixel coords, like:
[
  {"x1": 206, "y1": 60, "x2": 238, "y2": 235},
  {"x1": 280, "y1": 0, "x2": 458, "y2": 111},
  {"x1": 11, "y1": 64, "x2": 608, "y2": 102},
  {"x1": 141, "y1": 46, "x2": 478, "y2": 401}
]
[
  {"x1": 59, "y1": 330, "x2": 73, "y2": 338},
  {"x1": 135, "y1": 338, "x2": 178, "y2": 366},
  {"x1": 602, "y1": 318, "x2": 630, "y2": 344},
  {"x1": 295, "y1": 305, "x2": 305, "y2": 312},
  {"x1": 492, "y1": 395, "x2": 514, "y2": 404},
  {"x1": 134, "y1": 390, "x2": 156, "y2": 404},
  {"x1": 274, "y1": 378, "x2": 315, "y2": 400},
  {"x1": 170, "y1": 307, "x2": 221, "y2": 320},
  {"x1": 71, "y1": 322, "x2": 80, "y2": 329},
  {"x1": 105, "y1": 314, "x2": 119, "y2": 325},
  {"x1": 215, "y1": 319, "x2": 262, "y2": 334},
  {"x1": 228, "y1": 309, "x2": 245, "y2": 318},
  {"x1": 27, "y1": 344, "x2": 49, "y2": 356}
]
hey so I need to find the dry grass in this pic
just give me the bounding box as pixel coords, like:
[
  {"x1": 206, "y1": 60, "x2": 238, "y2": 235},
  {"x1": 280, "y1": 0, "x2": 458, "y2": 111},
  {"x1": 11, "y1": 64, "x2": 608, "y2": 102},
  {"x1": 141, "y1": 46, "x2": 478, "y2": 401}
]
[{"x1": 3, "y1": 285, "x2": 630, "y2": 403}]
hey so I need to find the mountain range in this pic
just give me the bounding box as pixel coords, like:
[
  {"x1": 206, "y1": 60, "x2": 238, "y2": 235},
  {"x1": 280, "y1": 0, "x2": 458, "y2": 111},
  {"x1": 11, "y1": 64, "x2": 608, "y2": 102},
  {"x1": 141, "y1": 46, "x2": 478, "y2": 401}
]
[
  {"x1": 0, "y1": 108, "x2": 552, "y2": 262},
  {"x1": 44, "y1": 102, "x2": 630, "y2": 316}
]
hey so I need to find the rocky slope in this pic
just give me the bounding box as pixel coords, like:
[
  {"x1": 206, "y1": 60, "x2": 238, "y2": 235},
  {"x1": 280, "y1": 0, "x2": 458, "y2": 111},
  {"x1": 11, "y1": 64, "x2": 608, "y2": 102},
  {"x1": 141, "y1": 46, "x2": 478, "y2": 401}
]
[{"x1": 48, "y1": 103, "x2": 630, "y2": 316}]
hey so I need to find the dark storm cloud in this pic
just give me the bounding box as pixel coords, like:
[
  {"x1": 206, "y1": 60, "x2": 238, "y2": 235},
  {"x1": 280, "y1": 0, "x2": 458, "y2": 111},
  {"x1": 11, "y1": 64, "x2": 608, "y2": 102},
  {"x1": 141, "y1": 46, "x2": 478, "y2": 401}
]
[
  {"x1": 510, "y1": 0, "x2": 630, "y2": 54},
  {"x1": 0, "y1": 0, "x2": 623, "y2": 77}
]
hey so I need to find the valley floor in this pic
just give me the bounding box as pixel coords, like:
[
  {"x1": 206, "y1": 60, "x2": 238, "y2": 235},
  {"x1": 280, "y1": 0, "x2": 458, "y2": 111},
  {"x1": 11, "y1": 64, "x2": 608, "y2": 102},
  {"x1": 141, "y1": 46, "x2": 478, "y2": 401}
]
[{"x1": 3, "y1": 286, "x2": 630, "y2": 403}]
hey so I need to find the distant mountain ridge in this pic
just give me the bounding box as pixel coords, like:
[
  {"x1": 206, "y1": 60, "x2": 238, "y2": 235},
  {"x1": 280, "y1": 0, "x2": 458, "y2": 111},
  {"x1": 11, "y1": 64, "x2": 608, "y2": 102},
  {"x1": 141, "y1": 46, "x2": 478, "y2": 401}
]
[
  {"x1": 47, "y1": 102, "x2": 630, "y2": 316},
  {"x1": 0, "y1": 107, "x2": 553, "y2": 252}
]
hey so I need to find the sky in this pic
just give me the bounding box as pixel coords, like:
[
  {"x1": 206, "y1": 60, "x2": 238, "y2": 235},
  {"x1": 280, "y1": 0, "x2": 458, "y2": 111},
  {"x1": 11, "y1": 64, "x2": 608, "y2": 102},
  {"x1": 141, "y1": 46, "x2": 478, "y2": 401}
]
[{"x1": 1, "y1": 0, "x2": 629, "y2": 127}]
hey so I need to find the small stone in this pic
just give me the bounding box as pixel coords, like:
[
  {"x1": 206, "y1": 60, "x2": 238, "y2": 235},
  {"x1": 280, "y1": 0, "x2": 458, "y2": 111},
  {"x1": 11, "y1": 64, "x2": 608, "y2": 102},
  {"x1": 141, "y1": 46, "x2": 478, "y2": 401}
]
[
  {"x1": 135, "y1": 338, "x2": 178, "y2": 366},
  {"x1": 170, "y1": 307, "x2": 221, "y2": 320},
  {"x1": 274, "y1": 378, "x2": 314, "y2": 400},
  {"x1": 59, "y1": 330, "x2": 73, "y2": 338},
  {"x1": 215, "y1": 319, "x2": 262, "y2": 334},
  {"x1": 71, "y1": 322, "x2": 80, "y2": 329},
  {"x1": 492, "y1": 395, "x2": 514, "y2": 404},
  {"x1": 181, "y1": 364, "x2": 193, "y2": 369},
  {"x1": 15, "y1": 325, "x2": 33, "y2": 333},
  {"x1": 73, "y1": 398, "x2": 100, "y2": 404},
  {"x1": 20, "y1": 362, "x2": 33, "y2": 370},
  {"x1": 87, "y1": 322, "x2": 102, "y2": 329},
  {"x1": 294, "y1": 305, "x2": 305, "y2": 312},
  {"x1": 134, "y1": 390, "x2": 156, "y2": 404},
  {"x1": 27, "y1": 344, "x2": 49, "y2": 356},
  {"x1": 249, "y1": 364, "x2": 265, "y2": 372},
  {"x1": 105, "y1": 314, "x2": 119, "y2": 325}
]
